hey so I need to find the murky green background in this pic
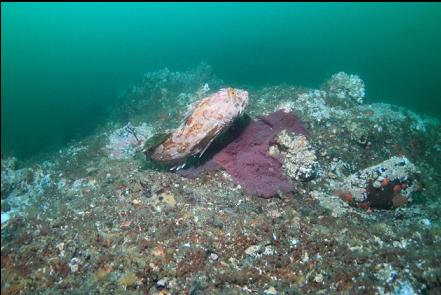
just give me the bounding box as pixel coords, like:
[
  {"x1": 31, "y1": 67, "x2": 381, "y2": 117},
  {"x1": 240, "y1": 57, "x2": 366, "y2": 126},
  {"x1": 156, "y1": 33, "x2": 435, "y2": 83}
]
[{"x1": 2, "y1": 3, "x2": 441, "y2": 159}]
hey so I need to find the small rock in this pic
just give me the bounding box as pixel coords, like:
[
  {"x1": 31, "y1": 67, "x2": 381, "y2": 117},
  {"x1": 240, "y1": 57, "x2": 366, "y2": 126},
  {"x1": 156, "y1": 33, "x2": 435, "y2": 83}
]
[
  {"x1": 209, "y1": 253, "x2": 219, "y2": 261},
  {"x1": 156, "y1": 278, "x2": 167, "y2": 289},
  {"x1": 290, "y1": 239, "x2": 299, "y2": 247},
  {"x1": 314, "y1": 273, "x2": 324, "y2": 283},
  {"x1": 420, "y1": 218, "x2": 431, "y2": 226},
  {"x1": 274, "y1": 130, "x2": 320, "y2": 181},
  {"x1": 161, "y1": 192, "x2": 176, "y2": 208},
  {"x1": 245, "y1": 245, "x2": 261, "y2": 256},
  {"x1": 95, "y1": 265, "x2": 112, "y2": 280},
  {"x1": 152, "y1": 245, "x2": 166, "y2": 257},
  {"x1": 56, "y1": 242, "x2": 65, "y2": 251},
  {"x1": 119, "y1": 272, "x2": 138, "y2": 287},
  {"x1": 372, "y1": 180, "x2": 382, "y2": 189},
  {"x1": 121, "y1": 220, "x2": 132, "y2": 228},
  {"x1": 86, "y1": 167, "x2": 98, "y2": 175},
  {"x1": 132, "y1": 199, "x2": 141, "y2": 205},
  {"x1": 264, "y1": 286, "x2": 277, "y2": 295},
  {"x1": 68, "y1": 257, "x2": 80, "y2": 273}
]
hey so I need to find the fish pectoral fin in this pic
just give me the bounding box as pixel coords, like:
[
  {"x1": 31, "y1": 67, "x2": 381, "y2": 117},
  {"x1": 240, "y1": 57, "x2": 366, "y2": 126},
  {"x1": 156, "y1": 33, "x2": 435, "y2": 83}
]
[
  {"x1": 198, "y1": 127, "x2": 223, "y2": 158},
  {"x1": 198, "y1": 137, "x2": 215, "y2": 158}
]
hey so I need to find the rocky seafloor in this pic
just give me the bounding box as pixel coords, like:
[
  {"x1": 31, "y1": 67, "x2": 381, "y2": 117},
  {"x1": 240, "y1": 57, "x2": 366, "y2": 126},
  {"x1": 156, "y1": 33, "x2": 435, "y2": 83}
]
[{"x1": 2, "y1": 63, "x2": 441, "y2": 294}]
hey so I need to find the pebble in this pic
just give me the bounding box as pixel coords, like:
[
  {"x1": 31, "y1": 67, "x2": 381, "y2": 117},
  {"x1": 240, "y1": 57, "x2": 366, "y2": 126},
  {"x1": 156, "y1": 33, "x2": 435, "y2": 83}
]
[
  {"x1": 56, "y1": 242, "x2": 65, "y2": 251},
  {"x1": 161, "y1": 192, "x2": 176, "y2": 208},
  {"x1": 290, "y1": 239, "x2": 299, "y2": 246},
  {"x1": 264, "y1": 286, "x2": 277, "y2": 295},
  {"x1": 209, "y1": 253, "x2": 219, "y2": 261},
  {"x1": 69, "y1": 257, "x2": 80, "y2": 273},
  {"x1": 373, "y1": 180, "x2": 382, "y2": 189},
  {"x1": 86, "y1": 167, "x2": 98, "y2": 175},
  {"x1": 245, "y1": 245, "x2": 261, "y2": 256},
  {"x1": 156, "y1": 278, "x2": 167, "y2": 289},
  {"x1": 314, "y1": 273, "x2": 324, "y2": 283},
  {"x1": 420, "y1": 218, "x2": 432, "y2": 226}
]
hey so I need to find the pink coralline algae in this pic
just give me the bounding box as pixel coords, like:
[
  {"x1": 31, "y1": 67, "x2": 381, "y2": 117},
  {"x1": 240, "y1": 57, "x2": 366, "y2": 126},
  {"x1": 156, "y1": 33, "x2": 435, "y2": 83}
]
[{"x1": 179, "y1": 109, "x2": 309, "y2": 198}]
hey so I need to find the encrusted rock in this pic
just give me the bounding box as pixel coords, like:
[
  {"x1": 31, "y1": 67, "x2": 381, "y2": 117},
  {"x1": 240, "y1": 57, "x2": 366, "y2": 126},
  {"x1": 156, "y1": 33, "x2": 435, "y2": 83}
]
[
  {"x1": 311, "y1": 191, "x2": 354, "y2": 217},
  {"x1": 272, "y1": 130, "x2": 320, "y2": 181},
  {"x1": 106, "y1": 122, "x2": 153, "y2": 160},
  {"x1": 336, "y1": 156, "x2": 420, "y2": 209},
  {"x1": 326, "y1": 72, "x2": 365, "y2": 104},
  {"x1": 347, "y1": 122, "x2": 371, "y2": 147},
  {"x1": 1, "y1": 157, "x2": 54, "y2": 224},
  {"x1": 156, "y1": 278, "x2": 168, "y2": 289},
  {"x1": 292, "y1": 90, "x2": 334, "y2": 123}
]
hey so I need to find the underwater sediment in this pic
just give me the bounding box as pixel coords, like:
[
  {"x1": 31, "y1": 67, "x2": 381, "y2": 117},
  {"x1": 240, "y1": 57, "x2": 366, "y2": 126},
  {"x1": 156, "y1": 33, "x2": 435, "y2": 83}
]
[{"x1": 1, "y1": 64, "x2": 441, "y2": 294}]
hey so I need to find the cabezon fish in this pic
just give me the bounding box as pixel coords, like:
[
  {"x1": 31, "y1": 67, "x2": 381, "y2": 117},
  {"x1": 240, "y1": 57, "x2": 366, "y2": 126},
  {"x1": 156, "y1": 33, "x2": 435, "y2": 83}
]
[{"x1": 149, "y1": 88, "x2": 249, "y2": 165}]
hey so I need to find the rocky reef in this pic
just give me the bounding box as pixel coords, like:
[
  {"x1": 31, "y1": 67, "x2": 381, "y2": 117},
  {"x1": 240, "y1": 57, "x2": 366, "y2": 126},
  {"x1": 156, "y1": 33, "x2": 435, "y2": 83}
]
[
  {"x1": 334, "y1": 156, "x2": 420, "y2": 209},
  {"x1": 1, "y1": 65, "x2": 441, "y2": 294},
  {"x1": 325, "y1": 71, "x2": 365, "y2": 104}
]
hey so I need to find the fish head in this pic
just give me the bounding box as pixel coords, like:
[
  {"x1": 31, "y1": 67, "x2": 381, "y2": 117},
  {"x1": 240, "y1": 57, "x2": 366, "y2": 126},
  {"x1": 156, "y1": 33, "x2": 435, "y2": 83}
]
[{"x1": 224, "y1": 88, "x2": 249, "y2": 114}]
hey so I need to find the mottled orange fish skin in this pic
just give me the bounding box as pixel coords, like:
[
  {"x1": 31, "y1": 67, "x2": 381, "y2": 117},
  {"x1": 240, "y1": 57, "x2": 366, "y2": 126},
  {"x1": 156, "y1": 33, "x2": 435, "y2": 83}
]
[{"x1": 151, "y1": 88, "x2": 249, "y2": 164}]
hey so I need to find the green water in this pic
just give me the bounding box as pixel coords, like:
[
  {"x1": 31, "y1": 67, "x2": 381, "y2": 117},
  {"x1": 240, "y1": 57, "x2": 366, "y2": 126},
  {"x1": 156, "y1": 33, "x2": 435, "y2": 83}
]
[{"x1": 2, "y1": 3, "x2": 441, "y2": 159}]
